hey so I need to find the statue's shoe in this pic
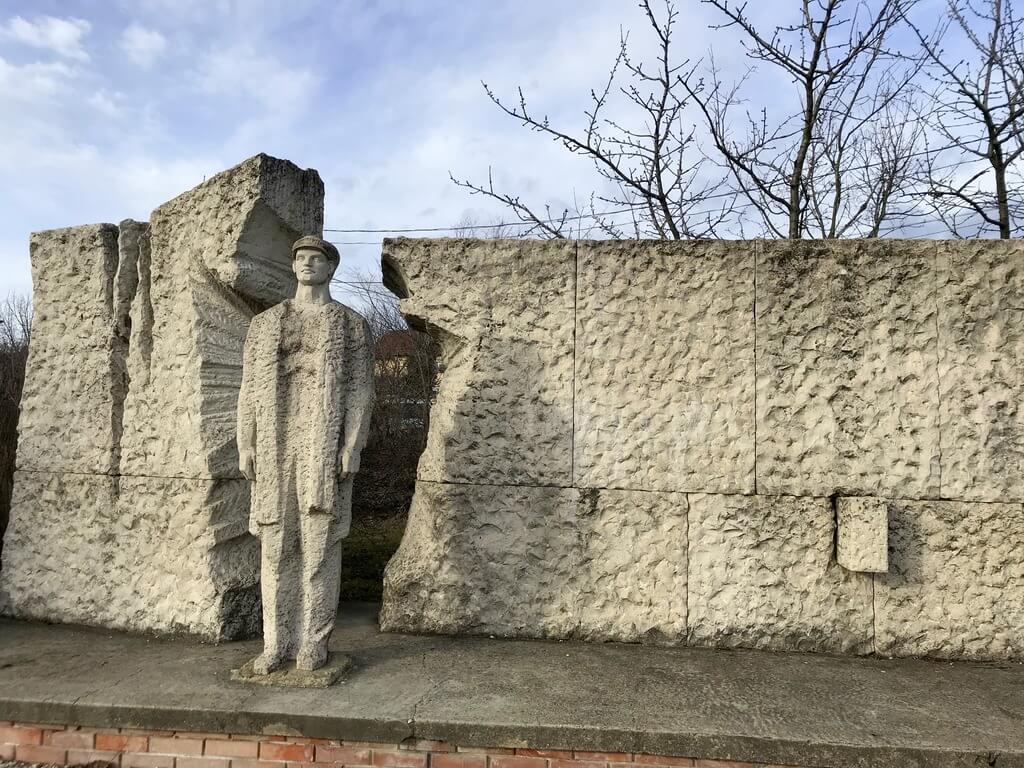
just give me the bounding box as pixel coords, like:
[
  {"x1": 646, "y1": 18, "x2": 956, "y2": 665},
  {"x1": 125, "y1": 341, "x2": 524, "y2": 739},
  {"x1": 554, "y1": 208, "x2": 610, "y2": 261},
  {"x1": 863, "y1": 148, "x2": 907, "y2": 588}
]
[
  {"x1": 250, "y1": 651, "x2": 288, "y2": 676},
  {"x1": 295, "y1": 643, "x2": 328, "y2": 671}
]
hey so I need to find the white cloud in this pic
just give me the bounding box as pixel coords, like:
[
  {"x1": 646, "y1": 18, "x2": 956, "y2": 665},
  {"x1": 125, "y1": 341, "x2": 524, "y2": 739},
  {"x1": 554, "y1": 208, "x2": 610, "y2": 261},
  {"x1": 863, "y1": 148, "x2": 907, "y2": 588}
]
[
  {"x1": 196, "y1": 44, "x2": 318, "y2": 113},
  {"x1": 0, "y1": 16, "x2": 91, "y2": 61},
  {"x1": 119, "y1": 24, "x2": 167, "y2": 68},
  {"x1": 0, "y1": 57, "x2": 78, "y2": 103}
]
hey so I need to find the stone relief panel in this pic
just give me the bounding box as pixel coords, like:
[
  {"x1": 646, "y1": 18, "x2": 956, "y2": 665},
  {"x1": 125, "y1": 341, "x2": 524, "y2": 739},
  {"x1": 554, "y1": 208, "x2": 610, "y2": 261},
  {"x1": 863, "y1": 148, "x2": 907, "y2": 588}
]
[
  {"x1": 756, "y1": 240, "x2": 941, "y2": 498},
  {"x1": 1, "y1": 154, "x2": 322, "y2": 640},
  {"x1": 16, "y1": 224, "x2": 129, "y2": 475},
  {"x1": 574, "y1": 489, "x2": 688, "y2": 643},
  {"x1": 120, "y1": 154, "x2": 324, "y2": 479},
  {"x1": 574, "y1": 241, "x2": 755, "y2": 494},
  {"x1": 875, "y1": 498, "x2": 1024, "y2": 659},
  {"x1": 0, "y1": 471, "x2": 257, "y2": 640},
  {"x1": 936, "y1": 240, "x2": 1024, "y2": 501},
  {"x1": 381, "y1": 481, "x2": 582, "y2": 638},
  {"x1": 687, "y1": 493, "x2": 874, "y2": 654},
  {"x1": 382, "y1": 483, "x2": 690, "y2": 643},
  {"x1": 382, "y1": 239, "x2": 575, "y2": 487}
]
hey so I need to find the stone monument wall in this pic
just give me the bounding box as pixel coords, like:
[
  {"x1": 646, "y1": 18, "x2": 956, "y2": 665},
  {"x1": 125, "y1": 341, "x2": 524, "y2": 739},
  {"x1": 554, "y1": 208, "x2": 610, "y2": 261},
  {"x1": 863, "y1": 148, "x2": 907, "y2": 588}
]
[
  {"x1": 380, "y1": 238, "x2": 1024, "y2": 660},
  {"x1": 0, "y1": 154, "x2": 324, "y2": 640}
]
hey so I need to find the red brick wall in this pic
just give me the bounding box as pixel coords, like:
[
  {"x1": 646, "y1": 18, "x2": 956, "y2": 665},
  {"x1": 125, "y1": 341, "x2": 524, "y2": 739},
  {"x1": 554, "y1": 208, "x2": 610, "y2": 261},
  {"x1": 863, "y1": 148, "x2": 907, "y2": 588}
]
[{"x1": 0, "y1": 722, "x2": 800, "y2": 768}]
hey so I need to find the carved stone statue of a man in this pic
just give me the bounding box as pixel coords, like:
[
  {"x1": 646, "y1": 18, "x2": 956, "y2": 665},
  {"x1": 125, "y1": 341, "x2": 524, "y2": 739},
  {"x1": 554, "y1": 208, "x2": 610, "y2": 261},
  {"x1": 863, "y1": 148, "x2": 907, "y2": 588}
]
[{"x1": 237, "y1": 235, "x2": 374, "y2": 674}]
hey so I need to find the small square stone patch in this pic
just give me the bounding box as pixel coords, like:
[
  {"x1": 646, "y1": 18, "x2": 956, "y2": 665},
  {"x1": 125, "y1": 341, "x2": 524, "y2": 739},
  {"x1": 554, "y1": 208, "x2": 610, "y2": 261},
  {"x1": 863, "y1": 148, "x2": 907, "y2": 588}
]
[{"x1": 837, "y1": 496, "x2": 888, "y2": 573}]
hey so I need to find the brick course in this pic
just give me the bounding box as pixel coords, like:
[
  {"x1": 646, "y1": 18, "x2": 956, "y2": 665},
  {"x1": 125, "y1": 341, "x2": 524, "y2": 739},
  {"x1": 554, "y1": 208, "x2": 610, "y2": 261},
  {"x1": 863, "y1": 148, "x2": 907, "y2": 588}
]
[{"x1": 0, "y1": 720, "x2": 793, "y2": 768}]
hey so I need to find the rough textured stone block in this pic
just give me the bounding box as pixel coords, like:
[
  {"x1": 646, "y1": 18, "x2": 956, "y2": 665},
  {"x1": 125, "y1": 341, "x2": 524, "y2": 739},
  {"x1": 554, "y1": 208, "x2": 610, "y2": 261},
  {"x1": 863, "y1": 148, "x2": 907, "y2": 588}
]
[
  {"x1": 2, "y1": 154, "x2": 322, "y2": 639},
  {"x1": 16, "y1": 224, "x2": 129, "y2": 474},
  {"x1": 0, "y1": 471, "x2": 257, "y2": 640},
  {"x1": 381, "y1": 483, "x2": 689, "y2": 643},
  {"x1": 382, "y1": 239, "x2": 575, "y2": 486},
  {"x1": 575, "y1": 488, "x2": 688, "y2": 642},
  {"x1": 120, "y1": 154, "x2": 324, "y2": 479},
  {"x1": 837, "y1": 496, "x2": 888, "y2": 573},
  {"x1": 875, "y1": 499, "x2": 1024, "y2": 660},
  {"x1": 380, "y1": 481, "x2": 581, "y2": 637},
  {"x1": 574, "y1": 241, "x2": 754, "y2": 493},
  {"x1": 936, "y1": 240, "x2": 1024, "y2": 501},
  {"x1": 756, "y1": 239, "x2": 940, "y2": 498},
  {"x1": 687, "y1": 493, "x2": 874, "y2": 653}
]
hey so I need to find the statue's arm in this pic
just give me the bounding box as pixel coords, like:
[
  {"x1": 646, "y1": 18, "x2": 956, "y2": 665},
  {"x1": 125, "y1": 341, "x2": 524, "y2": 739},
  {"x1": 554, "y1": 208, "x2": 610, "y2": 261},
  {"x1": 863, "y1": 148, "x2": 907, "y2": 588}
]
[
  {"x1": 237, "y1": 319, "x2": 258, "y2": 480},
  {"x1": 340, "y1": 318, "x2": 376, "y2": 475}
]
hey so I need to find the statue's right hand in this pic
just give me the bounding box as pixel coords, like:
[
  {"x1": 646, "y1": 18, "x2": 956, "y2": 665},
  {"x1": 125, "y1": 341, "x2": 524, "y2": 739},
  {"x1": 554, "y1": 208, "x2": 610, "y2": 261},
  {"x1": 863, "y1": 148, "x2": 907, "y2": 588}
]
[{"x1": 240, "y1": 451, "x2": 256, "y2": 482}]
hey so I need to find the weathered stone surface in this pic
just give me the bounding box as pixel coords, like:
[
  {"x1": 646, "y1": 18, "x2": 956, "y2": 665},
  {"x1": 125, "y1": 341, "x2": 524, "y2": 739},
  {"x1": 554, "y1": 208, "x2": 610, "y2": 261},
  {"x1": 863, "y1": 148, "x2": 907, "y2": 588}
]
[
  {"x1": 0, "y1": 471, "x2": 258, "y2": 640},
  {"x1": 575, "y1": 488, "x2": 688, "y2": 642},
  {"x1": 382, "y1": 483, "x2": 690, "y2": 643},
  {"x1": 756, "y1": 240, "x2": 940, "y2": 498},
  {"x1": 687, "y1": 493, "x2": 874, "y2": 653},
  {"x1": 382, "y1": 239, "x2": 575, "y2": 487},
  {"x1": 837, "y1": 496, "x2": 888, "y2": 573},
  {"x1": 875, "y1": 499, "x2": 1024, "y2": 660},
  {"x1": 936, "y1": 240, "x2": 1024, "y2": 501},
  {"x1": 121, "y1": 154, "x2": 324, "y2": 479},
  {"x1": 574, "y1": 241, "x2": 754, "y2": 493},
  {"x1": 2, "y1": 154, "x2": 323, "y2": 640},
  {"x1": 381, "y1": 481, "x2": 581, "y2": 637},
  {"x1": 16, "y1": 224, "x2": 129, "y2": 474},
  {"x1": 238, "y1": 235, "x2": 375, "y2": 673},
  {"x1": 231, "y1": 653, "x2": 352, "y2": 688}
]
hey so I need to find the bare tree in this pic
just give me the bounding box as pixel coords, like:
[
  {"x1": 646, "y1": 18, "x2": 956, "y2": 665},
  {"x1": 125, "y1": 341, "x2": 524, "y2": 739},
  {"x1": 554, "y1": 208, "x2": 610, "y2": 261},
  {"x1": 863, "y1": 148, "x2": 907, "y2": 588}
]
[
  {"x1": 451, "y1": 0, "x2": 732, "y2": 240},
  {"x1": 332, "y1": 269, "x2": 437, "y2": 523},
  {"x1": 905, "y1": 0, "x2": 1024, "y2": 238},
  {"x1": 450, "y1": 213, "x2": 520, "y2": 239},
  {"x1": 0, "y1": 293, "x2": 31, "y2": 559},
  {"x1": 686, "y1": 0, "x2": 921, "y2": 239}
]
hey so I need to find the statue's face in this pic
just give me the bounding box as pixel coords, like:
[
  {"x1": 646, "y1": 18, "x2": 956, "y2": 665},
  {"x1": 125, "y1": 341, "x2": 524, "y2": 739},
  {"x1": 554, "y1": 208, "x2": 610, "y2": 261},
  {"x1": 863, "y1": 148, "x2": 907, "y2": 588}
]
[{"x1": 293, "y1": 247, "x2": 335, "y2": 286}]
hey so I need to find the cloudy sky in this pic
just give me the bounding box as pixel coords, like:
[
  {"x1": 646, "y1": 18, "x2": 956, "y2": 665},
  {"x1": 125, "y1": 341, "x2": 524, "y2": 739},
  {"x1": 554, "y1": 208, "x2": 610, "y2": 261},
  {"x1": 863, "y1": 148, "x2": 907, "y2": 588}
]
[{"x1": 0, "y1": 0, "x2": 955, "y2": 303}]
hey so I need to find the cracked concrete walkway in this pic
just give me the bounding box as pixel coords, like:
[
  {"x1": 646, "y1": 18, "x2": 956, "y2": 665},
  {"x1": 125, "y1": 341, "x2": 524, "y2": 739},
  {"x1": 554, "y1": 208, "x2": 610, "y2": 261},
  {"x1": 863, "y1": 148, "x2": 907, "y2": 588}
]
[{"x1": 0, "y1": 604, "x2": 1022, "y2": 768}]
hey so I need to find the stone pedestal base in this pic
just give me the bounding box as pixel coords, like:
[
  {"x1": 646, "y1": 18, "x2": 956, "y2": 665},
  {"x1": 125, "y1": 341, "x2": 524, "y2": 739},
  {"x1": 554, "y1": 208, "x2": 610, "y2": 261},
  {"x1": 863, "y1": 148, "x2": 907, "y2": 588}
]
[{"x1": 231, "y1": 654, "x2": 352, "y2": 688}]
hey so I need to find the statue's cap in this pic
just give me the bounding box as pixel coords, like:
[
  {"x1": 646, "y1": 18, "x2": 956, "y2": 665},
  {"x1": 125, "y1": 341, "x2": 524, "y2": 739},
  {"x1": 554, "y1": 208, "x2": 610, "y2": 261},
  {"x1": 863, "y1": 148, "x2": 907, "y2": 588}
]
[{"x1": 291, "y1": 235, "x2": 340, "y2": 264}]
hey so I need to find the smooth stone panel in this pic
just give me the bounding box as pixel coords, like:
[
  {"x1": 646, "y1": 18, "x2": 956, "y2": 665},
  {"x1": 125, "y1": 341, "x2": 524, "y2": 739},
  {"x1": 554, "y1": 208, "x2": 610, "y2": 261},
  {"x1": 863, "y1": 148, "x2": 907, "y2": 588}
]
[
  {"x1": 0, "y1": 470, "x2": 258, "y2": 641},
  {"x1": 837, "y1": 496, "x2": 889, "y2": 573},
  {"x1": 574, "y1": 241, "x2": 755, "y2": 493},
  {"x1": 16, "y1": 224, "x2": 128, "y2": 474},
  {"x1": 937, "y1": 240, "x2": 1024, "y2": 500},
  {"x1": 383, "y1": 239, "x2": 575, "y2": 487},
  {"x1": 687, "y1": 493, "x2": 874, "y2": 654},
  {"x1": 756, "y1": 239, "x2": 940, "y2": 498},
  {"x1": 875, "y1": 498, "x2": 1024, "y2": 660}
]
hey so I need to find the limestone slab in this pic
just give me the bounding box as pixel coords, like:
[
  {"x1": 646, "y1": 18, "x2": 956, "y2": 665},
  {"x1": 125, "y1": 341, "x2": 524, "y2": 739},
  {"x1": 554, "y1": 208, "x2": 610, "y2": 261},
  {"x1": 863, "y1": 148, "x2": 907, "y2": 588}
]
[
  {"x1": 837, "y1": 496, "x2": 889, "y2": 573},
  {"x1": 120, "y1": 154, "x2": 324, "y2": 479},
  {"x1": 875, "y1": 499, "x2": 1024, "y2": 660},
  {"x1": 575, "y1": 489, "x2": 688, "y2": 642},
  {"x1": 381, "y1": 483, "x2": 690, "y2": 643},
  {"x1": 382, "y1": 238, "x2": 575, "y2": 487},
  {"x1": 936, "y1": 240, "x2": 1024, "y2": 500},
  {"x1": 574, "y1": 241, "x2": 754, "y2": 493},
  {"x1": 380, "y1": 481, "x2": 581, "y2": 638},
  {"x1": 687, "y1": 493, "x2": 874, "y2": 653},
  {"x1": 755, "y1": 239, "x2": 941, "y2": 498},
  {"x1": 16, "y1": 224, "x2": 128, "y2": 474},
  {"x1": 0, "y1": 470, "x2": 258, "y2": 641}
]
